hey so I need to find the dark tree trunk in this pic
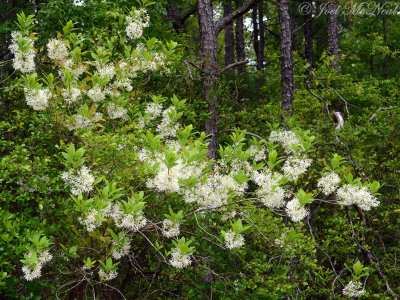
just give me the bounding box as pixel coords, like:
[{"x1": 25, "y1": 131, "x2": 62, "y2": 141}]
[
  {"x1": 278, "y1": 0, "x2": 294, "y2": 111},
  {"x1": 252, "y1": 6, "x2": 259, "y2": 67},
  {"x1": 235, "y1": 0, "x2": 246, "y2": 72},
  {"x1": 302, "y1": 0, "x2": 313, "y2": 68},
  {"x1": 327, "y1": 0, "x2": 340, "y2": 70},
  {"x1": 198, "y1": 0, "x2": 219, "y2": 159},
  {"x1": 257, "y1": 0, "x2": 264, "y2": 70},
  {"x1": 383, "y1": 15, "x2": 388, "y2": 79},
  {"x1": 166, "y1": 0, "x2": 196, "y2": 31},
  {"x1": 224, "y1": 0, "x2": 235, "y2": 66}
]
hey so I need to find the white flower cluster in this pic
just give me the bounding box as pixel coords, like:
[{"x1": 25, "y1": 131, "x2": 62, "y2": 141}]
[
  {"x1": 162, "y1": 219, "x2": 180, "y2": 238},
  {"x1": 65, "y1": 113, "x2": 103, "y2": 131},
  {"x1": 108, "y1": 102, "x2": 128, "y2": 120},
  {"x1": 282, "y1": 156, "x2": 312, "y2": 181},
  {"x1": 79, "y1": 208, "x2": 101, "y2": 232},
  {"x1": 62, "y1": 87, "x2": 82, "y2": 104},
  {"x1": 253, "y1": 170, "x2": 286, "y2": 208},
  {"x1": 145, "y1": 102, "x2": 163, "y2": 118},
  {"x1": 184, "y1": 171, "x2": 247, "y2": 208},
  {"x1": 156, "y1": 106, "x2": 180, "y2": 138},
  {"x1": 285, "y1": 197, "x2": 309, "y2": 222},
  {"x1": 146, "y1": 159, "x2": 204, "y2": 194},
  {"x1": 24, "y1": 87, "x2": 51, "y2": 111},
  {"x1": 169, "y1": 248, "x2": 192, "y2": 269},
  {"x1": 99, "y1": 269, "x2": 118, "y2": 281},
  {"x1": 317, "y1": 172, "x2": 341, "y2": 196},
  {"x1": 270, "y1": 130, "x2": 303, "y2": 153},
  {"x1": 125, "y1": 9, "x2": 150, "y2": 40},
  {"x1": 105, "y1": 204, "x2": 147, "y2": 232},
  {"x1": 140, "y1": 52, "x2": 167, "y2": 72},
  {"x1": 112, "y1": 63, "x2": 133, "y2": 91},
  {"x1": 224, "y1": 230, "x2": 245, "y2": 249},
  {"x1": 274, "y1": 233, "x2": 287, "y2": 248},
  {"x1": 111, "y1": 241, "x2": 131, "y2": 259},
  {"x1": 47, "y1": 38, "x2": 68, "y2": 61},
  {"x1": 9, "y1": 32, "x2": 35, "y2": 73},
  {"x1": 62, "y1": 165, "x2": 95, "y2": 196},
  {"x1": 337, "y1": 184, "x2": 380, "y2": 211},
  {"x1": 87, "y1": 85, "x2": 106, "y2": 102},
  {"x1": 22, "y1": 250, "x2": 53, "y2": 281},
  {"x1": 248, "y1": 145, "x2": 266, "y2": 162},
  {"x1": 342, "y1": 280, "x2": 365, "y2": 298},
  {"x1": 138, "y1": 102, "x2": 163, "y2": 128},
  {"x1": 97, "y1": 63, "x2": 116, "y2": 79}
]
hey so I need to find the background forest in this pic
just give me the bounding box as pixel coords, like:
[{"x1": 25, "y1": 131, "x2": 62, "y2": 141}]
[{"x1": 1, "y1": 0, "x2": 400, "y2": 298}]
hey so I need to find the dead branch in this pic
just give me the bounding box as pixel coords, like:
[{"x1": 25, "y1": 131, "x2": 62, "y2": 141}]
[
  {"x1": 215, "y1": 0, "x2": 261, "y2": 33},
  {"x1": 369, "y1": 107, "x2": 394, "y2": 121},
  {"x1": 220, "y1": 60, "x2": 249, "y2": 74},
  {"x1": 184, "y1": 60, "x2": 194, "y2": 80}
]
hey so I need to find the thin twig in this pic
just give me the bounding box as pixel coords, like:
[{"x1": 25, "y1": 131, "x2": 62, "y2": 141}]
[
  {"x1": 184, "y1": 60, "x2": 194, "y2": 80},
  {"x1": 369, "y1": 107, "x2": 394, "y2": 121}
]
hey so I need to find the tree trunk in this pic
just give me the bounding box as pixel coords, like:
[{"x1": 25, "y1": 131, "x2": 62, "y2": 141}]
[
  {"x1": 166, "y1": 0, "x2": 196, "y2": 31},
  {"x1": 198, "y1": 0, "x2": 219, "y2": 159},
  {"x1": 235, "y1": 0, "x2": 246, "y2": 72},
  {"x1": 278, "y1": 0, "x2": 294, "y2": 111},
  {"x1": 302, "y1": 0, "x2": 313, "y2": 69},
  {"x1": 257, "y1": 0, "x2": 264, "y2": 70},
  {"x1": 224, "y1": 0, "x2": 235, "y2": 66},
  {"x1": 197, "y1": 0, "x2": 260, "y2": 158},
  {"x1": 327, "y1": 0, "x2": 340, "y2": 70},
  {"x1": 252, "y1": 6, "x2": 259, "y2": 67}
]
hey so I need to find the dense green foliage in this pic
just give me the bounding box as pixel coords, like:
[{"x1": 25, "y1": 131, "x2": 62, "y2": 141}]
[{"x1": 0, "y1": 0, "x2": 399, "y2": 299}]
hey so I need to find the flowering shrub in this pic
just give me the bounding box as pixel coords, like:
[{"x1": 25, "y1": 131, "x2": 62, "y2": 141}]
[{"x1": 4, "y1": 7, "x2": 384, "y2": 298}]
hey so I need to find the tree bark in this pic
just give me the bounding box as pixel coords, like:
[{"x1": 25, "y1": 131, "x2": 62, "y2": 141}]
[
  {"x1": 235, "y1": 0, "x2": 246, "y2": 73},
  {"x1": 257, "y1": 0, "x2": 264, "y2": 70},
  {"x1": 166, "y1": 0, "x2": 196, "y2": 31},
  {"x1": 197, "y1": 0, "x2": 260, "y2": 158},
  {"x1": 197, "y1": 0, "x2": 219, "y2": 159},
  {"x1": 327, "y1": 0, "x2": 340, "y2": 70},
  {"x1": 302, "y1": 0, "x2": 313, "y2": 69},
  {"x1": 224, "y1": 0, "x2": 235, "y2": 66},
  {"x1": 252, "y1": 6, "x2": 259, "y2": 67},
  {"x1": 278, "y1": 0, "x2": 294, "y2": 111}
]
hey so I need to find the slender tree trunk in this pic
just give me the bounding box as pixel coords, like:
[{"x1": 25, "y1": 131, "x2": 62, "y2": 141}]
[
  {"x1": 197, "y1": 0, "x2": 260, "y2": 158},
  {"x1": 383, "y1": 15, "x2": 388, "y2": 79},
  {"x1": 302, "y1": 0, "x2": 313, "y2": 69},
  {"x1": 327, "y1": 0, "x2": 340, "y2": 70},
  {"x1": 257, "y1": 0, "x2": 264, "y2": 70},
  {"x1": 278, "y1": 0, "x2": 294, "y2": 111},
  {"x1": 198, "y1": 0, "x2": 219, "y2": 159},
  {"x1": 235, "y1": 0, "x2": 246, "y2": 72},
  {"x1": 224, "y1": 0, "x2": 235, "y2": 66},
  {"x1": 252, "y1": 6, "x2": 259, "y2": 67}
]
